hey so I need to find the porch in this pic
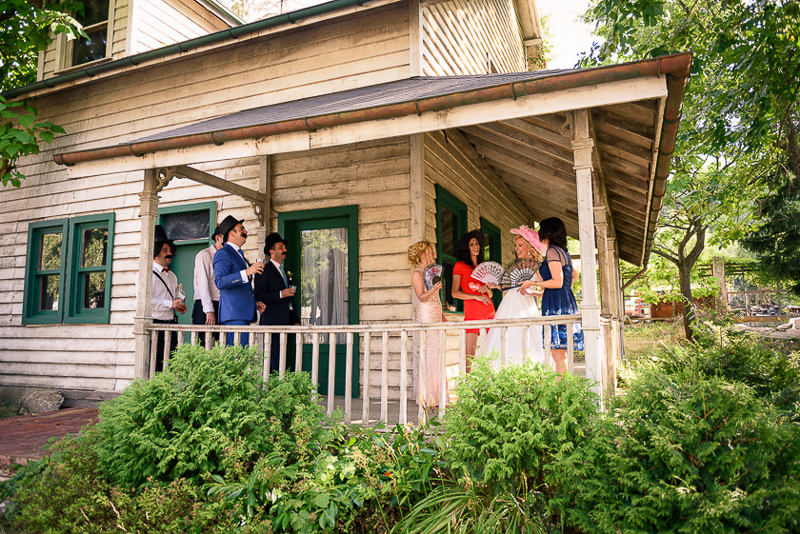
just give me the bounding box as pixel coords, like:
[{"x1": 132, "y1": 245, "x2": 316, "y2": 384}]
[{"x1": 147, "y1": 312, "x2": 615, "y2": 426}]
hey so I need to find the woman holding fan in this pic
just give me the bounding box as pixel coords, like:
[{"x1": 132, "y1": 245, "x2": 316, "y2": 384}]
[
  {"x1": 483, "y1": 226, "x2": 547, "y2": 367},
  {"x1": 520, "y1": 217, "x2": 583, "y2": 375},
  {"x1": 451, "y1": 230, "x2": 495, "y2": 365},
  {"x1": 408, "y1": 240, "x2": 447, "y2": 408}
]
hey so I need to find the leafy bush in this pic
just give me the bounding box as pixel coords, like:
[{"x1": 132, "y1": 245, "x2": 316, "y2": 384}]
[
  {"x1": 97, "y1": 343, "x2": 325, "y2": 487},
  {"x1": 566, "y1": 370, "x2": 800, "y2": 534},
  {"x1": 397, "y1": 358, "x2": 599, "y2": 534},
  {"x1": 209, "y1": 415, "x2": 443, "y2": 533},
  {"x1": 6, "y1": 426, "x2": 245, "y2": 534},
  {"x1": 641, "y1": 327, "x2": 800, "y2": 416}
]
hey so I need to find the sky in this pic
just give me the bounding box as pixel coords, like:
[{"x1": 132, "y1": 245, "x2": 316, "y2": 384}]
[{"x1": 535, "y1": 0, "x2": 596, "y2": 69}]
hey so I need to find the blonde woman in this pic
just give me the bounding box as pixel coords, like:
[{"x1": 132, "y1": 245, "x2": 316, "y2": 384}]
[
  {"x1": 408, "y1": 241, "x2": 447, "y2": 408},
  {"x1": 485, "y1": 226, "x2": 547, "y2": 368}
]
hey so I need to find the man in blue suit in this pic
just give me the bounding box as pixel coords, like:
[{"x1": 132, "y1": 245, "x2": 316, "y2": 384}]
[{"x1": 213, "y1": 215, "x2": 265, "y2": 346}]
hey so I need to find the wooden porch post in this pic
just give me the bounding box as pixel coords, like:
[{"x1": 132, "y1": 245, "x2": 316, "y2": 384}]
[
  {"x1": 571, "y1": 109, "x2": 604, "y2": 404},
  {"x1": 410, "y1": 133, "x2": 426, "y2": 401},
  {"x1": 134, "y1": 170, "x2": 159, "y2": 379}
]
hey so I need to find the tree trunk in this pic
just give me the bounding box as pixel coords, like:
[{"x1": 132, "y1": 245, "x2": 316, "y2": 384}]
[{"x1": 678, "y1": 261, "x2": 696, "y2": 341}]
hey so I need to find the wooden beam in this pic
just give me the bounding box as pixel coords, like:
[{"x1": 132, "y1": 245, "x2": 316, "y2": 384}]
[
  {"x1": 173, "y1": 165, "x2": 267, "y2": 205},
  {"x1": 134, "y1": 169, "x2": 158, "y2": 380},
  {"x1": 462, "y1": 127, "x2": 575, "y2": 177}
]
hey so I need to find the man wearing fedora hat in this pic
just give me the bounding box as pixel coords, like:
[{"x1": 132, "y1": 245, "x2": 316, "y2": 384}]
[
  {"x1": 213, "y1": 215, "x2": 265, "y2": 346},
  {"x1": 151, "y1": 225, "x2": 187, "y2": 372},
  {"x1": 254, "y1": 232, "x2": 299, "y2": 373}
]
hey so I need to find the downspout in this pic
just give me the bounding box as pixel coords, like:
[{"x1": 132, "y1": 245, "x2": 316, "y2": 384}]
[
  {"x1": 53, "y1": 52, "x2": 693, "y2": 166},
  {"x1": 1, "y1": 0, "x2": 376, "y2": 101}
]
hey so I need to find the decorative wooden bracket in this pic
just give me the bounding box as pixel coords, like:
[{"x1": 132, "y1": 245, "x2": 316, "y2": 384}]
[
  {"x1": 155, "y1": 167, "x2": 178, "y2": 193},
  {"x1": 250, "y1": 200, "x2": 267, "y2": 227}
]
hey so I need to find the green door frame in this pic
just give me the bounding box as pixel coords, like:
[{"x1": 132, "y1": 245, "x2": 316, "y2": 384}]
[
  {"x1": 279, "y1": 205, "x2": 360, "y2": 397},
  {"x1": 157, "y1": 202, "x2": 217, "y2": 330}
]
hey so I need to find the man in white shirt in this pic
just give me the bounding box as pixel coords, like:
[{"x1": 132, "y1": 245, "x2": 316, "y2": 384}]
[
  {"x1": 152, "y1": 225, "x2": 187, "y2": 372},
  {"x1": 192, "y1": 225, "x2": 223, "y2": 345}
]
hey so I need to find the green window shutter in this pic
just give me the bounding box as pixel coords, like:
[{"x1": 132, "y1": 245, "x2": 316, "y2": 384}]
[
  {"x1": 435, "y1": 185, "x2": 468, "y2": 313},
  {"x1": 65, "y1": 213, "x2": 115, "y2": 324},
  {"x1": 22, "y1": 219, "x2": 69, "y2": 325}
]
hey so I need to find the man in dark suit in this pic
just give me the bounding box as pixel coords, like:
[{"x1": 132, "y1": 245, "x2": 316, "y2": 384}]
[
  {"x1": 212, "y1": 215, "x2": 265, "y2": 346},
  {"x1": 254, "y1": 232, "x2": 299, "y2": 373}
]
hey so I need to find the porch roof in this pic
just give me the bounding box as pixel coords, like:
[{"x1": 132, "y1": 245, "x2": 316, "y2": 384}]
[{"x1": 54, "y1": 53, "x2": 692, "y2": 266}]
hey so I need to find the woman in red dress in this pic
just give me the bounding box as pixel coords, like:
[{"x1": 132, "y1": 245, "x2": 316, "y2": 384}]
[{"x1": 451, "y1": 230, "x2": 495, "y2": 367}]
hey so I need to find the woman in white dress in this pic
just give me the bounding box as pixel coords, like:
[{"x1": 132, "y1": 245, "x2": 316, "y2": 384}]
[{"x1": 484, "y1": 226, "x2": 548, "y2": 368}]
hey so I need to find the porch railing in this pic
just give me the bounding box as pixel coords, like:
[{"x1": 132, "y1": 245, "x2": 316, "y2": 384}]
[{"x1": 146, "y1": 315, "x2": 584, "y2": 426}]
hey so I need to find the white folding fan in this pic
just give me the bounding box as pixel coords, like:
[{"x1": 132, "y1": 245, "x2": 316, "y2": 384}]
[{"x1": 471, "y1": 261, "x2": 506, "y2": 286}]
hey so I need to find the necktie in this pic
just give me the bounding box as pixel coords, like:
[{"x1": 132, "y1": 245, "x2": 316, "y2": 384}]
[
  {"x1": 279, "y1": 264, "x2": 289, "y2": 287},
  {"x1": 237, "y1": 248, "x2": 249, "y2": 266}
]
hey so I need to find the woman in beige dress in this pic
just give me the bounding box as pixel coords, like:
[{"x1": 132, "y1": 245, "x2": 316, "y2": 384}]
[{"x1": 408, "y1": 241, "x2": 447, "y2": 408}]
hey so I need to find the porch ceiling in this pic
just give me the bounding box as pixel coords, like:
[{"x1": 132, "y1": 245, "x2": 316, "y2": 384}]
[{"x1": 458, "y1": 98, "x2": 660, "y2": 264}]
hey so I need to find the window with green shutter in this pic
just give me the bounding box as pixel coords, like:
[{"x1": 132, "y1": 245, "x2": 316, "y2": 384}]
[{"x1": 23, "y1": 213, "x2": 115, "y2": 325}]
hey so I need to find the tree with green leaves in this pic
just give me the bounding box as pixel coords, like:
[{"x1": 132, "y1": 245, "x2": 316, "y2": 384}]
[
  {"x1": 1, "y1": 0, "x2": 84, "y2": 187},
  {"x1": 583, "y1": 0, "x2": 800, "y2": 338}
]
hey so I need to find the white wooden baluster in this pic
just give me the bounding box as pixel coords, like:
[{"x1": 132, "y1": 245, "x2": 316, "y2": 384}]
[
  {"x1": 500, "y1": 326, "x2": 508, "y2": 366},
  {"x1": 458, "y1": 329, "x2": 467, "y2": 377},
  {"x1": 418, "y1": 330, "x2": 427, "y2": 424},
  {"x1": 265, "y1": 333, "x2": 273, "y2": 379},
  {"x1": 438, "y1": 330, "x2": 447, "y2": 414},
  {"x1": 295, "y1": 333, "x2": 303, "y2": 373},
  {"x1": 567, "y1": 323, "x2": 574, "y2": 373},
  {"x1": 327, "y1": 334, "x2": 336, "y2": 417},
  {"x1": 380, "y1": 331, "x2": 389, "y2": 423},
  {"x1": 233, "y1": 331, "x2": 241, "y2": 346},
  {"x1": 544, "y1": 324, "x2": 552, "y2": 366},
  {"x1": 176, "y1": 330, "x2": 184, "y2": 348},
  {"x1": 278, "y1": 333, "x2": 287, "y2": 376},
  {"x1": 399, "y1": 330, "x2": 408, "y2": 425},
  {"x1": 205, "y1": 329, "x2": 212, "y2": 350},
  {"x1": 345, "y1": 333, "x2": 354, "y2": 424},
  {"x1": 191, "y1": 331, "x2": 198, "y2": 346},
  {"x1": 163, "y1": 331, "x2": 172, "y2": 371},
  {"x1": 362, "y1": 333, "x2": 371, "y2": 426},
  {"x1": 149, "y1": 332, "x2": 158, "y2": 379},
  {"x1": 521, "y1": 325, "x2": 529, "y2": 364},
  {"x1": 311, "y1": 333, "x2": 320, "y2": 387}
]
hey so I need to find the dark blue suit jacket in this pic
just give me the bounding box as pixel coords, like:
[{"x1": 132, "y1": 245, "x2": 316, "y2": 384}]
[{"x1": 213, "y1": 243, "x2": 256, "y2": 324}]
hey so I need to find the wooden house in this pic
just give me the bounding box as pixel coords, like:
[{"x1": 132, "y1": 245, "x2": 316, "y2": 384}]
[{"x1": 0, "y1": 0, "x2": 690, "y2": 416}]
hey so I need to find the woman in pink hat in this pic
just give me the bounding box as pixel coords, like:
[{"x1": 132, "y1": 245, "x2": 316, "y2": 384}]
[{"x1": 484, "y1": 226, "x2": 547, "y2": 368}]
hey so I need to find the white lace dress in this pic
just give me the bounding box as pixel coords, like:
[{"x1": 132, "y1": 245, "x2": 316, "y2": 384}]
[{"x1": 483, "y1": 289, "x2": 548, "y2": 369}]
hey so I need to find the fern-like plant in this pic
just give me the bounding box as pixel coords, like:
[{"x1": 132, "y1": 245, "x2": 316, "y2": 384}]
[{"x1": 97, "y1": 344, "x2": 325, "y2": 487}]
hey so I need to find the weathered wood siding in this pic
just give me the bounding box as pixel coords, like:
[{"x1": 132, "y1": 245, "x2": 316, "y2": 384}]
[
  {"x1": 271, "y1": 137, "x2": 414, "y2": 397},
  {"x1": 129, "y1": 0, "x2": 233, "y2": 56},
  {"x1": 2, "y1": 3, "x2": 412, "y2": 397},
  {"x1": 424, "y1": 129, "x2": 533, "y2": 260},
  {"x1": 421, "y1": 0, "x2": 527, "y2": 75}
]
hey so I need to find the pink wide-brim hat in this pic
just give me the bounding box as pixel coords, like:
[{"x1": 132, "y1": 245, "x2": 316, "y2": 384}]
[{"x1": 510, "y1": 225, "x2": 547, "y2": 255}]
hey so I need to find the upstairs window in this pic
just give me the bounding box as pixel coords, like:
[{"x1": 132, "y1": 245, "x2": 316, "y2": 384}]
[
  {"x1": 23, "y1": 214, "x2": 115, "y2": 325},
  {"x1": 59, "y1": 0, "x2": 113, "y2": 69}
]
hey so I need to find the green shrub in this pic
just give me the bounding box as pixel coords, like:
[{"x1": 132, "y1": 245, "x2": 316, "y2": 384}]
[
  {"x1": 566, "y1": 370, "x2": 800, "y2": 534},
  {"x1": 97, "y1": 343, "x2": 325, "y2": 487},
  {"x1": 396, "y1": 357, "x2": 599, "y2": 534},
  {"x1": 209, "y1": 415, "x2": 443, "y2": 533},
  {"x1": 6, "y1": 426, "x2": 246, "y2": 534},
  {"x1": 643, "y1": 327, "x2": 800, "y2": 416}
]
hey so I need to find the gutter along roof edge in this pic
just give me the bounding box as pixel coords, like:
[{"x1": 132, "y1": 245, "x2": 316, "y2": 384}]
[
  {"x1": 1, "y1": 0, "x2": 381, "y2": 101},
  {"x1": 53, "y1": 52, "x2": 693, "y2": 168}
]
